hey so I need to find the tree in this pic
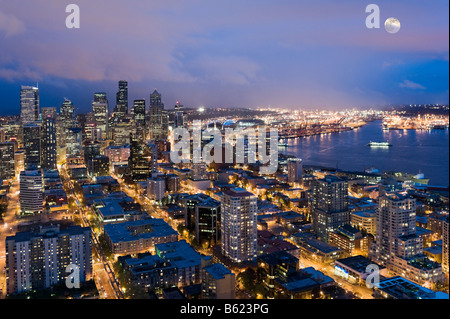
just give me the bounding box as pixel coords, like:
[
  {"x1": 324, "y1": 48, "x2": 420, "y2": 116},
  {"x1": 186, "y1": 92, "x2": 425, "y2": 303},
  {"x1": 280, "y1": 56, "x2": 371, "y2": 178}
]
[{"x1": 237, "y1": 268, "x2": 256, "y2": 291}]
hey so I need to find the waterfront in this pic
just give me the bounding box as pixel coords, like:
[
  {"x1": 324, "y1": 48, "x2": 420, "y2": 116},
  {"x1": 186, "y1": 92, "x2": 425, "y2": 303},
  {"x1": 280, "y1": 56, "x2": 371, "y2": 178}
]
[{"x1": 281, "y1": 120, "x2": 449, "y2": 187}]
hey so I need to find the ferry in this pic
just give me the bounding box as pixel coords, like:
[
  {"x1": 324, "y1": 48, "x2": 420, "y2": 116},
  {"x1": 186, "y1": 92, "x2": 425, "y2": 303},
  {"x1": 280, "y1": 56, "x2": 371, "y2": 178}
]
[
  {"x1": 278, "y1": 142, "x2": 289, "y2": 147},
  {"x1": 368, "y1": 141, "x2": 392, "y2": 147}
]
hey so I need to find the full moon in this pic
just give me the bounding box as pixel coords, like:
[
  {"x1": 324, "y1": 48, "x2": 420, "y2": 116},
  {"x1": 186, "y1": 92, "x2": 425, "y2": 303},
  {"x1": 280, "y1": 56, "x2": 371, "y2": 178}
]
[{"x1": 385, "y1": 17, "x2": 401, "y2": 34}]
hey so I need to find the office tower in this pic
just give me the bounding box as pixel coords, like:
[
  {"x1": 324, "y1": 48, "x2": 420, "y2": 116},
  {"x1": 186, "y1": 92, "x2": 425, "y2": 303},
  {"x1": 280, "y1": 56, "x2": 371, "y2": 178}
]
[
  {"x1": 311, "y1": 175, "x2": 350, "y2": 242},
  {"x1": 287, "y1": 158, "x2": 303, "y2": 184},
  {"x1": 22, "y1": 123, "x2": 41, "y2": 168},
  {"x1": 41, "y1": 107, "x2": 57, "y2": 120},
  {"x1": 19, "y1": 169, "x2": 43, "y2": 214},
  {"x1": 147, "y1": 177, "x2": 166, "y2": 201},
  {"x1": 113, "y1": 81, "x2": 128, "y2": 120},
  {"x1": 443, "y1": 217, "x2": 449, "y2": 274},
  {"x1": 112, "y1": 119, "x2": 133, "y2": 145},
  {"x1": 66, "y1": 127, "x2": 83, "y2": 158},
  {"x1": 92, "y1": 92, "x2": 108, "y2": 140},
  {"x1": 201, "y1": 259, "x2": 236, "y2": 299},
  {"x1": 134, "y1": 100, "x2": 146, "y2": 140},
  {"x1": 5, "y1": 225, "x2": 92, "y2": 294},
  {"x1": 128, "y1": 136, "x2": 154, "y2": 181},
  {"x1": 221, "y1": 188, "x2": 257, "y2": 263},
  {"x1": 84, "y1": 142, "x2": 101, "y2": 173},
  {"x1": 20, "y1": 85, "x2": 39, "y2": 124},
  {"x1": 91, "y1": 155, "x2": 110, "y2": 177},
  {"x1": 196, "y1": 198, "x2": 221, "y2": 246},
  {"x1": 174, "y1": 101, "x2": 185, "y2": 128},
  {"x1": 41, "y1": 116, "x2": 57, "y2": 170},
  {"x1": 148, "y1": 90, "x2": 168, "y2": 141},
  {"x1": 0, "y1": 128, "x2": 5, "y2": 142},
  {"x1": 60, "y1": 99, "x2": 75, "y2": 129},
  {"x1": 0, "y1": 142, "x2": 16, "y2": 180}
]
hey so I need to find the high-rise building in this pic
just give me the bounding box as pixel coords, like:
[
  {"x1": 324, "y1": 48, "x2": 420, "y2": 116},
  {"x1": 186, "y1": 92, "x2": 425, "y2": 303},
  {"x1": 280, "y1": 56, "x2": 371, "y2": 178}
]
[
  {"x1": 147, "y1": 178, "x2": 166, "y2": 201},
  {"x1": 41, "y1": 116, "x2": 57, "y2": 170},
  {"x1": 287, "y1": 158, "x2": 303, "y2": 184},
  {"x1": 0, "y1": 142, "x2": 16, "y2": 180},
  {"x1": 114, "y1": 81, "x2": 128, "y2": 120},
  {"x1": 372, "y1": 191, "x2": 444, "y2": 286},
  {"x1": 66, "y1": 127, "x2": 83, "y2": 159},
  {"x1": 5, "y1": 224, "x2": 92, "y2": 294},
  {"x1": 91, "y1": 155, "x2": 110, "y2": 177},
  {"x1": 22, "y1": 123, "x2": 41, "y2": 168},
  {"x1": 221, "y1": 188, "x2": 257, "y2": 263},
  {"x1": 92, "y1": 93, "x2": 109, "y2": 140},
  {"x1": 148, "y1": 90, "x2": 168, "y2": 141},
  {"x1": 133, "y1": 99, "x2": 146, "y2": 140},
  {"x1": 174, "y1": 101, "x2": 185, "y2": 129},
  {"x1": 375, "y1": 191, "x2": 419, "y2": 265},
  {"x1": 196, "y1": 198, "x2": 221, "y2": 246},
  {"x1": 60, "y1": 99, "x2": 75, "y2": 129},
  {"x1": 40, "y1": 107, "x2": 57, "y2": 120},
  {"x1": 311, "y1": 175, "x2": 350, "y2": 242},
  {"x1": 443, "y1": 217, "x2": 449, "y2": 274},
  {"x1": 19, "y1": 169, "x2": 43, "y2": 214},
  {"x1": 128, "y1": 136, "x2": 157, "y2": 181},
  {"x1": 20, "y1": 85, "x2": 39, "y2": 124}
]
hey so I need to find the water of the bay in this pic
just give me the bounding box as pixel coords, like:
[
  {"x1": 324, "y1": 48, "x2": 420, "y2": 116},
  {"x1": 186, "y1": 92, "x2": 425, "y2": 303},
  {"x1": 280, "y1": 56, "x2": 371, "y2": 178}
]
[{"x1": 280, "y1": 120, "x2": 449, "y2": 187}]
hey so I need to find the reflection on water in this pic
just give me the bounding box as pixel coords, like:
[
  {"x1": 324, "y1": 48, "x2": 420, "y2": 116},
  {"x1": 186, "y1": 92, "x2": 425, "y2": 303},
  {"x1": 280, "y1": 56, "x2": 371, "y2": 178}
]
[{"x1": 281, "y1": 121, "x2": 449, "y2": 186}]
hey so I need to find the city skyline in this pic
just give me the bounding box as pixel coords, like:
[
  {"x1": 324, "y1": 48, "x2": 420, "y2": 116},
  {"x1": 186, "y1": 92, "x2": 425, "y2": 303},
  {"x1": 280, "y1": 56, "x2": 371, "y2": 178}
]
[{"x1": 0, "y1": 0, "x2": 449, "y2": 115}]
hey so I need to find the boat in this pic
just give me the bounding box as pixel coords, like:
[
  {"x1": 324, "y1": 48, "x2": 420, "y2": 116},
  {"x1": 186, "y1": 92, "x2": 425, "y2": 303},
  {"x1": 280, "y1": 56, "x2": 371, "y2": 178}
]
[
  {"x1": 278, "y1": 142, "x2": 289, "y2": 147},
  {"x1": 368, "y1": 141, "x2": 392, "y2": 147}
]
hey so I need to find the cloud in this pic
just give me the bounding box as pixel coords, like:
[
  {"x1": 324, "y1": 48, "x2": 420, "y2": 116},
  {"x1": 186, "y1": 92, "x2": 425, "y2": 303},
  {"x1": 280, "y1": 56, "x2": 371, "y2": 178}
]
[
  {"x1": 399, "y1": 80, "x2": 426, "y2": 90},
  {"x1": 190, "y1": 55, "x2": 261, "y2": 85},
  {"x1": 0, "y1": 10, "x2": 26, "y2": 37}
]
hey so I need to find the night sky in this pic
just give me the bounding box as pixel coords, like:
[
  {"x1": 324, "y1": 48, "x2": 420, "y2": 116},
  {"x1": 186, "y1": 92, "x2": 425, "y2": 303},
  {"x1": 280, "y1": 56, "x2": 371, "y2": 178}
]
[{"x1": 0, "y1": 0, "x2": 448, "y2": 115}]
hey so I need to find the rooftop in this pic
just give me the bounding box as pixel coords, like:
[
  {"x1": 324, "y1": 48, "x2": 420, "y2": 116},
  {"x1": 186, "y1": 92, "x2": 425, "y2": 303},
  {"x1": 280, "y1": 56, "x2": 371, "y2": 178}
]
[
  {"x1": 204, "y1": 263, "x2": 232, "y2": 280},
  {"x1": 155, "y1": 240, "x2": 202, "y2": 269},
  {"x1": 104, "y1": 219, "x2": 178, "y2": 243},
  {"x1": 375, "y1": 276, "x2": 449, "y2": 299}
]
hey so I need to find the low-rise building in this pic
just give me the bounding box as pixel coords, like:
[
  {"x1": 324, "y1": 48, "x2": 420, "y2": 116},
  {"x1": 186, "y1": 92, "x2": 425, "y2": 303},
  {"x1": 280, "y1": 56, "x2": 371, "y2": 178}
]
[{"x1": 104, "y1": 219, "x2": 178, "y2": 255}]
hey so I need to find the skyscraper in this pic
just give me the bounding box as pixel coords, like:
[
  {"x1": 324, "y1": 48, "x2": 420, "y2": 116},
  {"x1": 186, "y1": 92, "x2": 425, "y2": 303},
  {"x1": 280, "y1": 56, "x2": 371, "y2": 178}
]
[
  {"x1": 20, "y1": 85, "x2": 39, "y2": 124},
  {"x1": 148, "y1": 90, "x2": 168, "y2": 141},
  {"x1": 311, "y1": 175, "x2": 349, "y2": 242},
  {"x1": 40, "y1": 107, "x2": 57, "y2": 120},
  {"x1": 92, "y1": 93, "x2": 109, "y2": 140},
  {"x1": 66, "y1": 127, "x2": 83, "y2": 159},
  {"x1": 221, "y1": 188, "x2": 257, "y2": 263},
  {"x1": 23, "y1": 123, "x2": 41, "y2": 168},
  {"x1": 0, "y1": 142, "x2": 16, "y2": 180},
  {"x1": 60, "y1": 99, "x2": 75, "y2": 129},
  {"x1": 128, "y1": 135, "x2": 154, "y2": 181},
  {"x1": 114, "y1": 80, "x2": 128, "y2": 120},
  {"x1": 174, "y1": 101, "x2": 185, "y2": 129},
  {"x1": 41, "y1": 116, "x2": 57, "y2": 170},
  {"x1": 134, "y1": 99, "x2": 146, "y2": 140}
]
